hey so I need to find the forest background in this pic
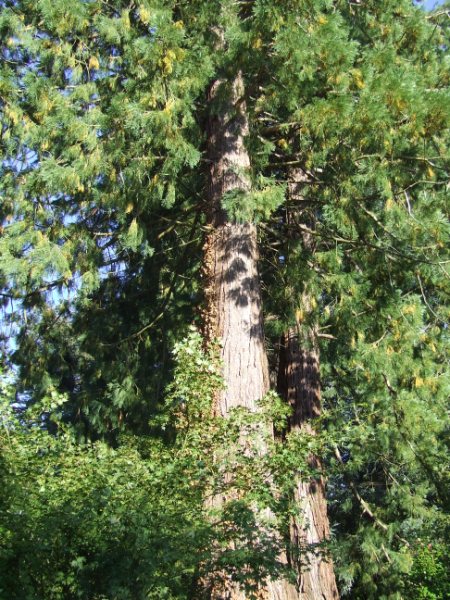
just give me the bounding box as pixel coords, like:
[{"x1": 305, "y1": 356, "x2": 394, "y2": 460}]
[{"x1": 0, "y1": 0, "x2": 449, "y2": 599}]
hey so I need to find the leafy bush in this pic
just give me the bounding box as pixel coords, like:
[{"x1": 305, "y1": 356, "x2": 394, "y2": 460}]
[
  {"x1": 0, "y1": 335, "x2": 298, "y2": 599},
  {"x1": 404, "y1": 543, "x2": 450, "y2": 600}
]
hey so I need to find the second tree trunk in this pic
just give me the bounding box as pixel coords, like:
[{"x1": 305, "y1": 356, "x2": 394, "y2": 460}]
[{"x1": 278, "y1": 324, "x2": 339, "y2": 600}]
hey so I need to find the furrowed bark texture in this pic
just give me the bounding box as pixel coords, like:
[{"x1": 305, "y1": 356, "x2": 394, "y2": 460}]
[
  {"x1": 203, "y1": 221, "x2": 269, "y2": 416},
  {"x1": 202, "y1": 71, "x2": 269, "y2": 416},
  {"x1": 202, "y1": 72, "x2": 299, "y2": 600},
  {"x1": 275, "y1": 170, "x2": 339, "y2": 600},
  {"x1": 277, "y1": 327, "x2": 339, "y2": 600}
]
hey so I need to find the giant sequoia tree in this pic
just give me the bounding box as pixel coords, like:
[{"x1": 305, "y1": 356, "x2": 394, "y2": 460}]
[{"x1": 0, "y1": 1, "x2": 449, "y2": 599}]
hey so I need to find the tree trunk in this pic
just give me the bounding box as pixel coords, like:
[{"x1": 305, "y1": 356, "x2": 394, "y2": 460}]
[
  {"x1": 202, "y1": 72, "x2": 269, "y2": 415},
  {"x1": 277, "y1": 326, "x2": 339, "y2": 600},
  {"x1": 275, "y1": 170, "x2": 339, "y2": 600},
  {"x1": 201, "y1": 71, "x2": 299, "y2": 600}
]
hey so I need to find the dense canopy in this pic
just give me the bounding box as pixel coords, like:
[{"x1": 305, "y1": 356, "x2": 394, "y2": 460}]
[{"x1": 0, "y1": 1, "x2": 449, "y2": 599}]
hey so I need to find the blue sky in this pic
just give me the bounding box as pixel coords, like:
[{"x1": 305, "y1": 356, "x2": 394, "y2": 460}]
[{"x1": 421, "y1": 0, "x2": 446, "y2": 9}]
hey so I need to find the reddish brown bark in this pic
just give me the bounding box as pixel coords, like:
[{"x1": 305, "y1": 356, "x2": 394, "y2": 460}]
[
  {"x1": 278, "y1": 326, "x2": 339, "y2": 600},
  {"x1": 203, "y1": 222, "x2": 269, "y2": 416},
  {"x1": 275, "y1": 168, "x2": 339, "y2": 599},
  {"x1": 201, "y1": 72, "x2": 299, "y2": 599},
  {"x1": 202, "y1": 71, "x2": 270, "y2": 417}
]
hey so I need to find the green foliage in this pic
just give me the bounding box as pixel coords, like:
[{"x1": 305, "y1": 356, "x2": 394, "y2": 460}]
[
  {"x1": 1, "y1": 423, "x2": 204, "y2": 599},
  {"x1": 0, "y1": 337, "x2": 305, "y2": 599},
  {"x1": 405, "y1": 543, "x2": 450, "y2": 600},
  {"x1": 222, "y1": 179, "x2": 285, "y2": 223},
  {"x1": 257, "y1": 1, "x2": 450, "y2": 597},
  {"x1": 0, "y1": 0, "x2": 449, "y2": 598}
]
